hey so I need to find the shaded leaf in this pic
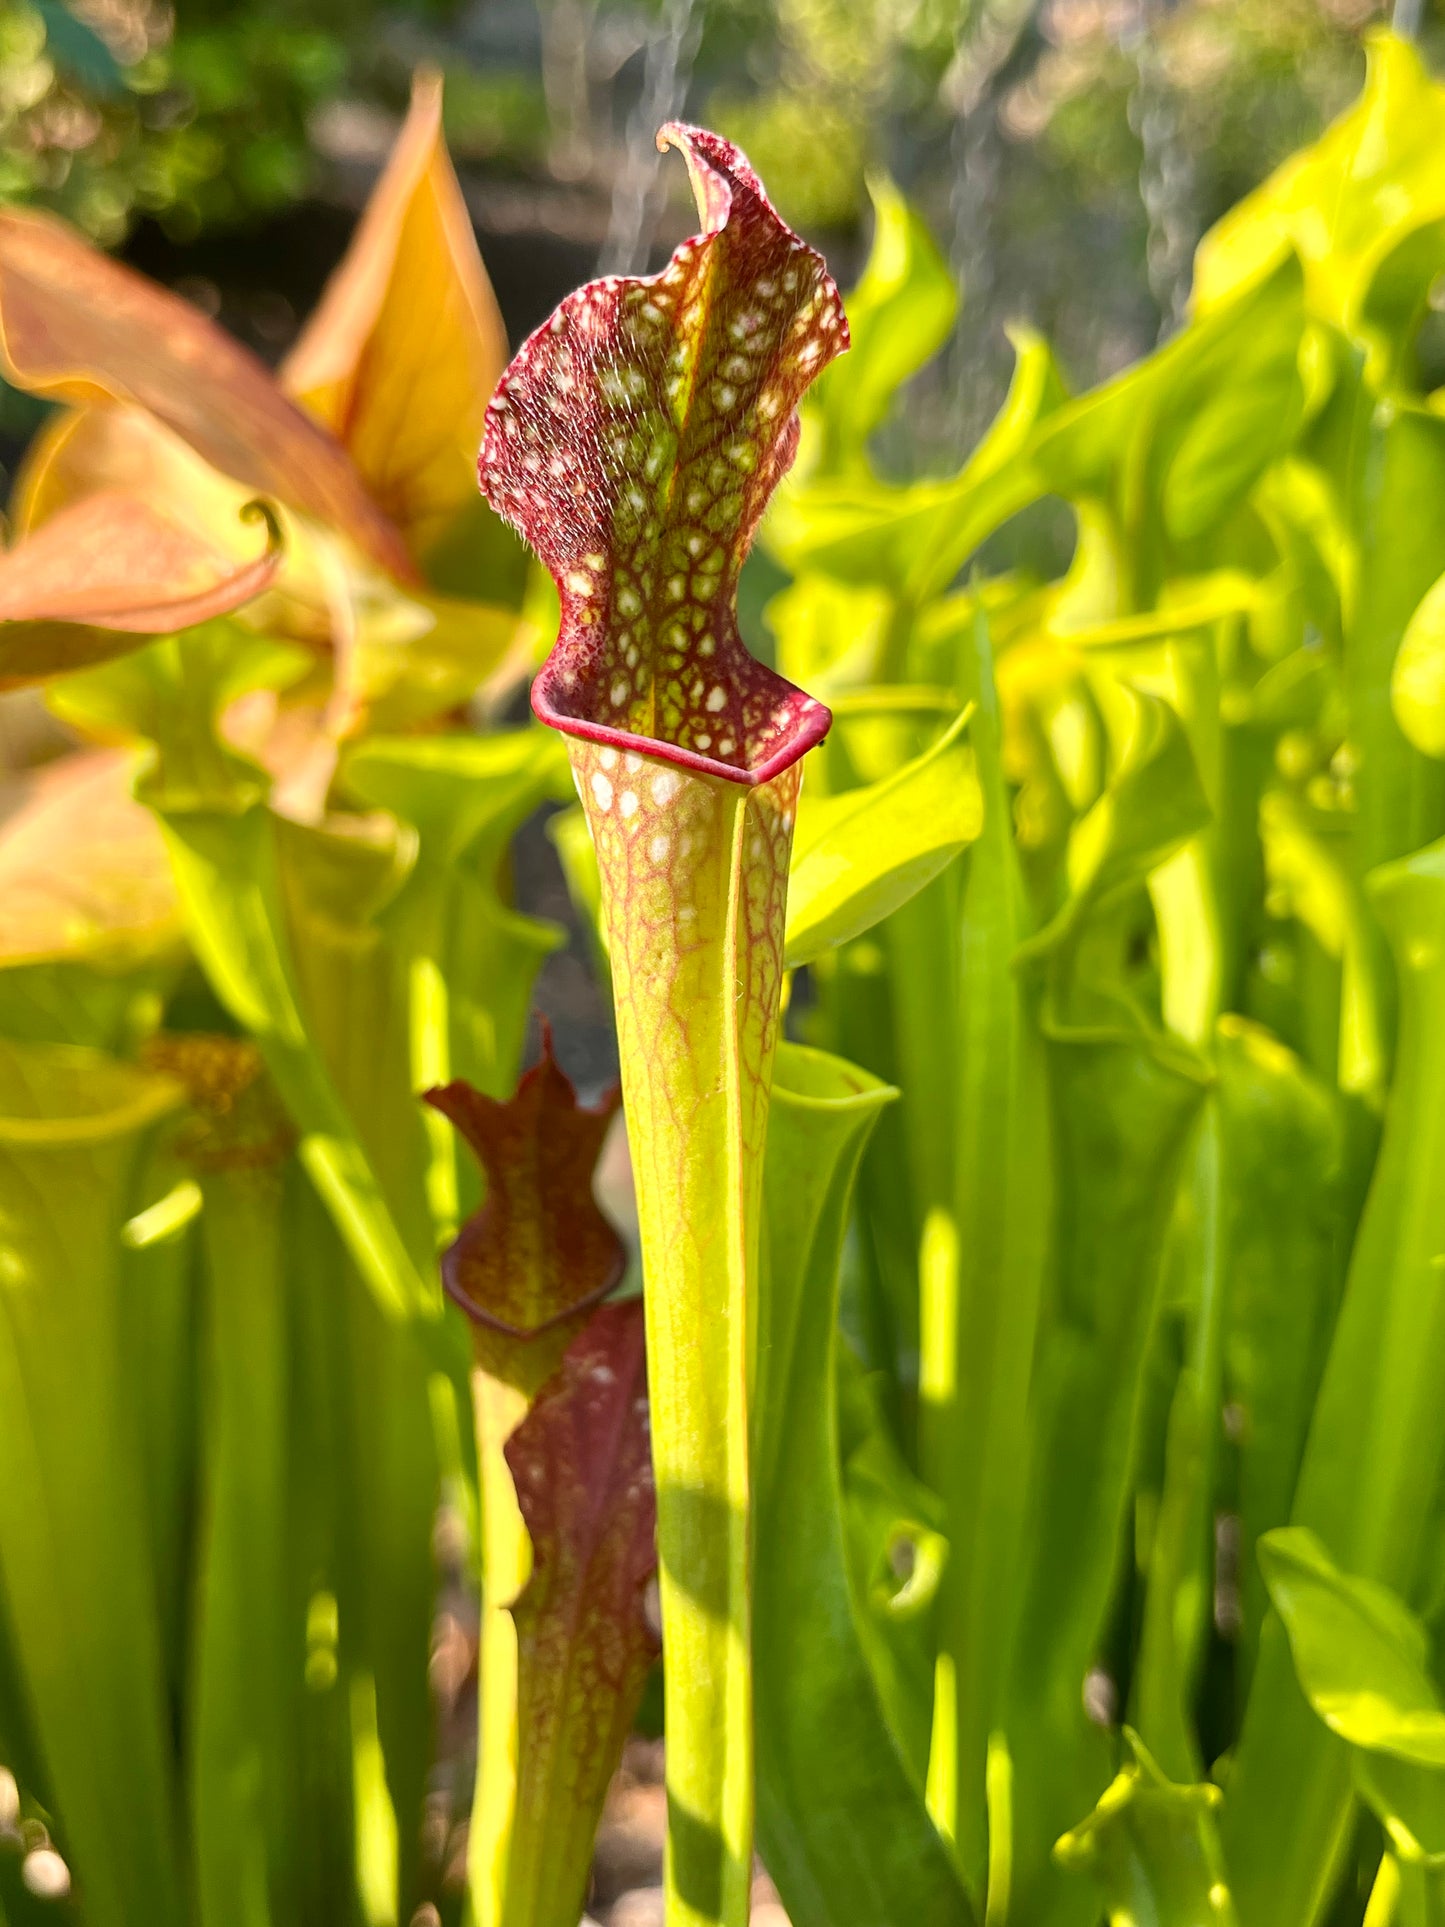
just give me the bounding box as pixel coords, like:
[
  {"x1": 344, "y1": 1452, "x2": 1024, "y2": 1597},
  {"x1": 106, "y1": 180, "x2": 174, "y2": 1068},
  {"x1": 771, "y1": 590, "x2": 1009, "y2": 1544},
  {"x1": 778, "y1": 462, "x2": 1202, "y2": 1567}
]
[
  {"x1": 1005, "y1": 670, "x2": 1209, "y2": 1918},
  {"x1": 1053, "y1": 1729, "x2": 1239, "y2": 1927},
  {"x1": 1222, "y1": 836, "x2": 1445, "y2": 1921},
  {"x1": 917, "y1": 607, "x2": 1050, "y2": 1889},
  {"x1": 147, "y1": 1036, "x2": 299, "y2": 1927},
  {"x1": 1007, "y1": 1024, "x2": 1207, "y2": 1926},
  {"x1": 1214, "y1": 1019, "x2": 1348, "y2": 1688},
  {"x1": 0, "y1": 1041, "x2": 185, "y2": 1927},
  {"x1": 428, "y1": 1041, "x2": 634, "y2": 1927},
  {"x1": 835, "y1": 1349, "x2": 948, "y2": 1787},
  {"x1": 754, "y1": 1039, "x2": 974, "y2": 1927},
  {"x1": 784, "y1": 704, "x2": 981, "y2": 968}
]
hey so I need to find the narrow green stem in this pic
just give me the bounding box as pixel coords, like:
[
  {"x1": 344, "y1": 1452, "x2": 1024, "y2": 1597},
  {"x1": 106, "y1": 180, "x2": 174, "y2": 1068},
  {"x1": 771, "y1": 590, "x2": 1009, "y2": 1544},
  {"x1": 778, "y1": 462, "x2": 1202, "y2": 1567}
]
[
  {"x1": 921, "y1": 615, "x2": 1049, "y2": 1892},
  {"x1": 470, "y1": 1367, "x2": 528, "y2": 1927},
  {"x1": 190, "y1": 1160, "x2": 292, "y2": 1927},
  {"x1": 468, "y1": 1349, "x2": 561, "y2": 1927}
]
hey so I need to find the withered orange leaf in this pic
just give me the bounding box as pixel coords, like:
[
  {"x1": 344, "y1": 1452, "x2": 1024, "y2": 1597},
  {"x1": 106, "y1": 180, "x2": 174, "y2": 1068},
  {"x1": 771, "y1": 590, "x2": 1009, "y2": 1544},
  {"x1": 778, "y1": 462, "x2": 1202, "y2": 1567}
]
[
  {"x1": 502, "y1": 1296, "x2": 658, "y2": 1924},
  {"x1": 283, "y1": 70, "x2": 509, "y2": 565},
  {"x1": 12, "y1": 406, "x2": 337, "y2": 648},
  {"x1": 0, "y1": 206, "x2": 415, "y2": 583},
  {"x1": 0, "y1": 491, "x2": 284, "y2": 686}
]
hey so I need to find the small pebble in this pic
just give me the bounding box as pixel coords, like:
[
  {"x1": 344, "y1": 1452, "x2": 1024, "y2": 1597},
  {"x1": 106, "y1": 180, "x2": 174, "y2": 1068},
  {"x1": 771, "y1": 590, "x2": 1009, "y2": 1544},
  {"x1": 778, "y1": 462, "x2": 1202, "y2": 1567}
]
[
  {"x1": 591, "y1": 1782, "x2": 666, "y2": 1903},
  {"x1": 607, "y1": 1887, "x2": 665, "y2": 1927},
  {"x1": 618, "y1": 1734, "x2": 665, "y2": 1785},
  {"x1": 23, "y1": 1849, "x2": 71, "y2": 1899}
]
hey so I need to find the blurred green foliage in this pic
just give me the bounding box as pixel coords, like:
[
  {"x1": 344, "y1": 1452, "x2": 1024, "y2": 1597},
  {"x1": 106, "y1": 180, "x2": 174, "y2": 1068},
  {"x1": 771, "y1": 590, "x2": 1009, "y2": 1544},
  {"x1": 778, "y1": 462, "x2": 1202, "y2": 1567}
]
[{"x1": 0, "y1": 0, "x2": 346, "y2": 244}]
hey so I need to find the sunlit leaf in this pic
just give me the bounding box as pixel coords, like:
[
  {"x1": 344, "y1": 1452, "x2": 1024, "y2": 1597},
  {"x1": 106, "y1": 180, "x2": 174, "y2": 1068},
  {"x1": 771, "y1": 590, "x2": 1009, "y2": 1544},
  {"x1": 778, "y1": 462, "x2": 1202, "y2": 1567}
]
[
  {"x1": 479, "y1": 122, "x2": 853, "y2": 1927},
  {"x1": 766, "y1": 326, "x2": 1065, "y2": 600},
  {"x1": 1018, "y1": 689, "x2": 1211, "y2": 974},
  {"x1": 14, "y1": 390, "x2": 529, "y2": 736},
  {"x1": 283, "y1": 70, "x2": 509, "y2": 566},
  {"x1": 765, "y1": 571, "x2": 894, "y2": 694},
  {"x1": 1030, "y1": 256, "x2": 1305, "y2": 551},
  {"x1": 1261, "y1": 1529, "x2": 1445, "y2": 1899},
  {"x1": 1261, "y1": 1529, "x2": 1445, "y2": 1766},
  {"x1": 1259, "y1": 788, "x2": 1388, "y2": 1101},
  {"x1": 1193, "y1": 33, "x2": 1445, "y2": 385},
  {"x1": 1392, "y1": 566, "x2": 1445, "y2": 757},
  {"x1": 343, "y1": 582, "x2": 533, "y2": 735},
  {"x1": 339, "y1": 725, "x2": 570, "y2": 1171},
  {"x1": 784, "y1": 704, "x2": 981, "y2": 967}
]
